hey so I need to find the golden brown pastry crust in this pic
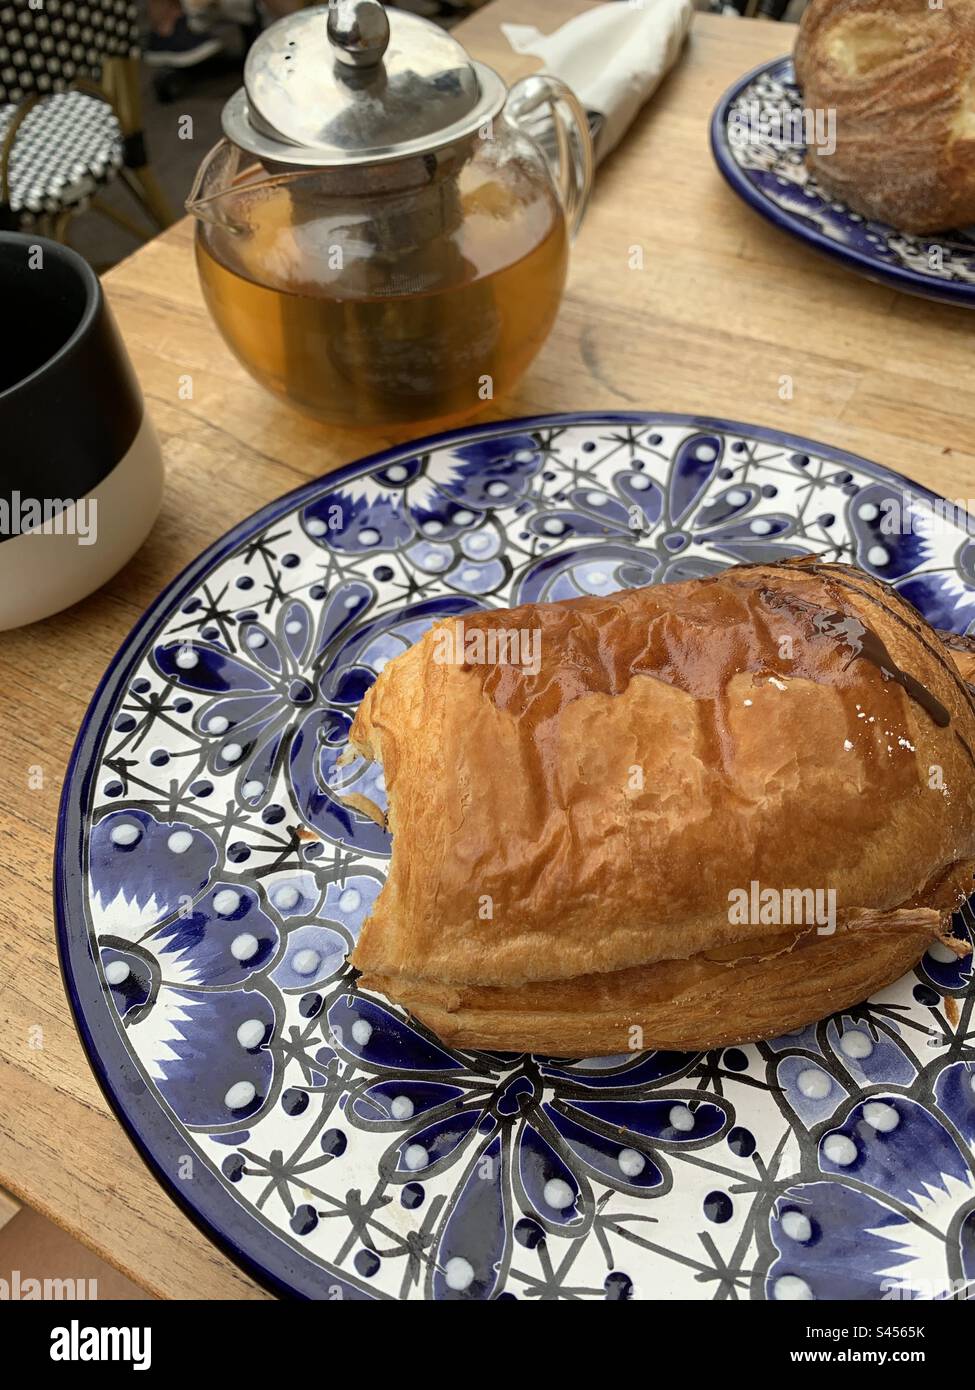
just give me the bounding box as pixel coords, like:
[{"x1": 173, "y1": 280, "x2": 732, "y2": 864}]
[
  {"x1": 795, "y1": 0, "x2": 975, "y2": 234},
  {"x1": 348, "y1": 559, "x2": 975, "y2": 1052},
  {"x1": 357, "y1": 914, "x2": 950, "y2": 1054}
]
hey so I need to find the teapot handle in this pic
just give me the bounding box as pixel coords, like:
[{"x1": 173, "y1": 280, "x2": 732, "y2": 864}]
[{"x1": 504, "y1": 74, "x2": 593, "y2": 241}]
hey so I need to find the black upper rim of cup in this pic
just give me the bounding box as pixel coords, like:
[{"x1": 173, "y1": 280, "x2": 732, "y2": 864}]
[
  {"x1": 0, "y1": 232, "x2": 101, "y2": 403},
  {"x1": 0, "y1": 231, "x2": 144, "y2": 511}
]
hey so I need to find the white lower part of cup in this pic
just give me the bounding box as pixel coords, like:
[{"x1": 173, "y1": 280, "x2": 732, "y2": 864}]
[{"x1": 0, "y1": 412, "x2": 164, "y2": 631}]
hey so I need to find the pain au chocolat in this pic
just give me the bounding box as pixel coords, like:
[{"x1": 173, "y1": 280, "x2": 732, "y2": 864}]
[
  {"x1": 347, "y1": 560, "x2": 973, "y2": 1055},
  {"x1": 795, "y1": 0, "x2": 975, "y2": 233}
]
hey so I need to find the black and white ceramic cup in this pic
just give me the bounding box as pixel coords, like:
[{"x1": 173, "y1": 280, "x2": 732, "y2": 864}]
[{"x1": 0, "y1": 232, "x2": 163, "y2": 630}]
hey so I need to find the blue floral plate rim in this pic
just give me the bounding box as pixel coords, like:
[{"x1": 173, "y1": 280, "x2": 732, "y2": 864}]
[
  {"x1": 52, "y1": 409, "x2": 974, "y2": 1301},
  {"x1": 710, "y1": 55, "x2": 975, "y2": 309}
]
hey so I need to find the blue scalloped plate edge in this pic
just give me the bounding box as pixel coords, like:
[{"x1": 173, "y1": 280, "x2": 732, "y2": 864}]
[
  {"x1": 709, "y1": 56, "x2": 975, "y2": 309},
  {"x1": 52, "y1": 408, "x2": 975, "y2": 1300}
]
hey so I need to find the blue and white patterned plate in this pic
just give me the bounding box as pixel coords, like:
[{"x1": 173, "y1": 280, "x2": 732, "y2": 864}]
[
  {"x1": 56, "y1": 412, "x2": 975, "y2": 1301},
  {"x1": 711, "y1": 57, "x2": 975, "y2": 308}
]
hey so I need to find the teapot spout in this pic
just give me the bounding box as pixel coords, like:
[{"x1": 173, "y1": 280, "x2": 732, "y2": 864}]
[{"x1": 186, "y1": 138, "x2": 256, "y2": 230}]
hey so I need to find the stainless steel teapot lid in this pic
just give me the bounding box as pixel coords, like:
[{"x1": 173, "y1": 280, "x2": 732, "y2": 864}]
[{"x1": 222, "y1": 0, "x2": 507, "y2": 168}]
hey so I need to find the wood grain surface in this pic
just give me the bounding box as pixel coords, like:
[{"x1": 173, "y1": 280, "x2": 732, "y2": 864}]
[{"x1": 2, "y1": 4, "x2": 973, "y2": 1300}]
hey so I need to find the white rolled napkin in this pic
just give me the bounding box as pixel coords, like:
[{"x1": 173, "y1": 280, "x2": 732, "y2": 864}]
[{"x1": 502, "y1": 0, "x2": 693, "y2": 163}]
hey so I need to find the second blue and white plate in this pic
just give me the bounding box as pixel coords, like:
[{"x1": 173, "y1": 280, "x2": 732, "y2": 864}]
[{"x1": 711, "y1": 57, "x2": 975, "y2": 307}]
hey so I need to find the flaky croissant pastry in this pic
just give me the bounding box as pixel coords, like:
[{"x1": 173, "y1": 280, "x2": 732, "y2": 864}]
[
  {"x1": 795, "y1": 0, "x2": 975, "y2": 233},
  {"x1": 348, "y1": 560, "x2": 973, "y2": 1055}
]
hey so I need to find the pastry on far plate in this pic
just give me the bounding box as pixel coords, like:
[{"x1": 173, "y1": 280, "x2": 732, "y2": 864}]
[
  {"x1": 346, "y1": 559, "x2": 974, "y2": 1055},
  {"x1": 795, "y1": 0, "x2": 975, "y2": 234}
]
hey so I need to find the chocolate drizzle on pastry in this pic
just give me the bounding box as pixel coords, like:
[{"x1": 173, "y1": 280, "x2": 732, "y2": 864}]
[
  {"x1": 763, "y1": 557, "x2": 975, "y2": 763},
  {"x1": 812, "y1": 609, "x2": 951, "y2": 727},
  {"x1": 756, "y1": 579, "x2": 951, "y2": 728}
]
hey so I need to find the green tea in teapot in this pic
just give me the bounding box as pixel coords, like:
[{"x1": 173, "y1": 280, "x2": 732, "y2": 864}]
[{"x1": 195, "y1": 166, "x2": 568, "y2": 430}]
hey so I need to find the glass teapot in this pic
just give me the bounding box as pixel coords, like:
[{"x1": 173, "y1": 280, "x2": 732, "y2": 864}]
[{"x1": 186, "y1": 0, "x2": 593, "y2": 430}]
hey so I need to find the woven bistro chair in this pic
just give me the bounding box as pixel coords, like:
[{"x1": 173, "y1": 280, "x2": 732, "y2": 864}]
[{"x1": 0, "y1": 0, "x2": 173, "y2": 243}]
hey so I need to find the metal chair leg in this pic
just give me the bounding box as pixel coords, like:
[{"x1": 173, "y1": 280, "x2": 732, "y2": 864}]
[
  {"x1": 119, "y1": 163, "x2": 174, "y2": 231},
  {"x1": 52, "y1": 208, "x2": 74, "y2": 243},
  {"x1": 91, "y1": 193, "x2": 154, "y2": 242}
]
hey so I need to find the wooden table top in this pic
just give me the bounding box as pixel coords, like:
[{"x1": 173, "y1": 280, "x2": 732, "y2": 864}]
[{"x1": 4, "y1": 3, "x2": 975, "y2": 1301}]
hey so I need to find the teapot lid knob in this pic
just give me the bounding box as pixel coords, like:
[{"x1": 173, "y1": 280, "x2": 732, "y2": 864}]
[{"x1": 327, "y1": 0, "x2": 390, "y2": 69}]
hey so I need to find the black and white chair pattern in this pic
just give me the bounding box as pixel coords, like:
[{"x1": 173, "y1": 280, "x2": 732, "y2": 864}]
[
  {"x1": 0, "y1": 87, "x2": 123, "y2": 230},
  {"x1": 0, "y1": 0, "x2": 172, "y2": 242}
]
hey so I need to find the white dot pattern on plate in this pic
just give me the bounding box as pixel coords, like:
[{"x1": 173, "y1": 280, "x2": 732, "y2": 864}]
[
  {"x1": 390, "y1": 1095, "x2": 414, "y2": 1120},
  {"x1": 444, "y1": 1257, "x2": 475, "y2": 1291},
  {"x1": 69, "y1": 413, "x2": 975, "y2": 1302},
  {"x1": 862, "y1": 1101, "x2": 899, "y2": 1133},
  {"x1": 292, "y1": 949, "x2": 320, "y2": 975},
  {"x1": 796, "y1": 1068, "x2": 831, "y2": 1101},
  {"x1": 618, "y1": 1148, "x2": 645, "y2": 1178},
  {"x1": 839, "y1": 1030, "x2": 873, "y2": 1060},
  {"x1": 237, "y1": 1019, "x2": 265, "y2": 1049},
  {"x1": 774, "y1": 1275, "x2": 814, "y2": 1301},
  {"x1": 822, "y1": 1134, "x2": 857, "y2": 1167},
  {"x1": 110, "y1": 822, "x2": 140, "y2": 846},
  {"x1": 543, "y1": 1179, "x2": 575, "y2": 1210},
  {"x1": 225, "y1": 1081, "x2": 256, "y2": 1110},
  {"x1": 780, "y1": 1210, "x2": 812, "y2": 1243}
]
